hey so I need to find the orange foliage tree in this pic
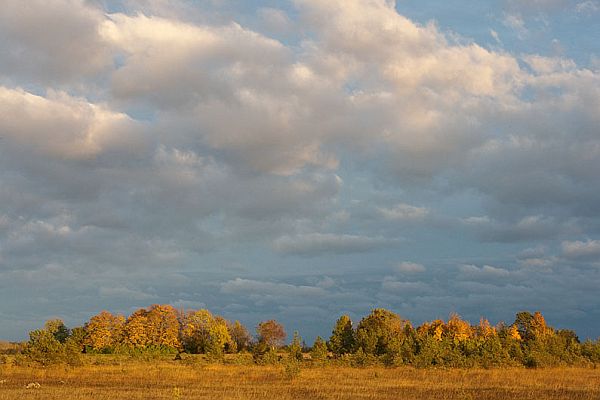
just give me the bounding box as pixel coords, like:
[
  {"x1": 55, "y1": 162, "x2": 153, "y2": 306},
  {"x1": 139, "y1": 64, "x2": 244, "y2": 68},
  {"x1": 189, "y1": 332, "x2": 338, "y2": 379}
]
[{"x1": 84, "y1": 311, "x2": 125, "y2": 352}]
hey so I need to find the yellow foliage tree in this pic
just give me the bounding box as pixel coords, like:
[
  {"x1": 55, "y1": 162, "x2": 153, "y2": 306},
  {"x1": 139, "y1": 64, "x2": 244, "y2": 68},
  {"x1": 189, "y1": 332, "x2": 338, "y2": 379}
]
[
  {"x1": 84, "y1": 311, "x2": 125, "y2": 351},
  {"x1": 124, "y1": 305, "x2": 181, "y2": 349},
  {"x1": 181, "y1": 309, "x2": 233, "y2": 355},
  {"x1": 418, "y1": 319, "x2": 445, "y2": 341},
  {"x1": 508, "y1": 324, "x2": 522, "y2": 341},
  {"x1": 446, "y1": 313, "x2": 473, "y2": 344},
  {"x1": 145, "y1": 304, "x2": 181, "y2": 349},
  {"x1": 124, "y1": 309, "x2": 150, "y2": 348},
  {"x1": 476, "y1": 318, "x2": 497, "y2": 339}
]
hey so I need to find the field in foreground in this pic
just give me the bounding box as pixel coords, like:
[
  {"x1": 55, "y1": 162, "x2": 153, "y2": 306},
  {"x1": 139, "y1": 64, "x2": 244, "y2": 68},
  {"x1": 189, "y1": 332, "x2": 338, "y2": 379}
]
[{"x1": 1, "y1": 362, "x2": 600, "y2": 400}]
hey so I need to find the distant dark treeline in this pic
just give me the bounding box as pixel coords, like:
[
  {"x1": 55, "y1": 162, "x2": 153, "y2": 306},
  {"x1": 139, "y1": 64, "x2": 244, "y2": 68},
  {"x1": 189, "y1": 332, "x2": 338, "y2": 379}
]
[{"x1": 14, "y1": 305, "x2": 600, "y2": 367}]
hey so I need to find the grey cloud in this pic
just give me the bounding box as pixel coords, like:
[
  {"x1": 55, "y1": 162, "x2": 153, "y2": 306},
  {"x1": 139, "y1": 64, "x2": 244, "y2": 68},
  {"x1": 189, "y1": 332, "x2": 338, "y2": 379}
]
[
  {"x1": 272, "y1": 233, "x2": 399, "y2": 256},
  {"x1": 378, "y1": 204, "x2": 429, "y2": 221},
  {"x1": 459, "y1": 264, "x2": 512, "y2": 280},
  {"x1": 220, "y1": 278, "x2": 328, "y2": 300},
  {"x1": 1, "y1": 0, "x2": 600, "y2": 342}
]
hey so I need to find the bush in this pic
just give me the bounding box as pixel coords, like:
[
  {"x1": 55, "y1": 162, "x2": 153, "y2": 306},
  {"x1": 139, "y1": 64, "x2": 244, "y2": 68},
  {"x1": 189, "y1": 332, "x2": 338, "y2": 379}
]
[
  {"x1": 310, "y1": 336, "x2": 328, "y2": 363},
  {"x1": 582, "y1": 340, "x2": 600, "y2": 363},
  {"x1": 350, "y1": 348, "x2": 377, "y2": 367},
  {"x1": 252, "y1": 342, "x2": 280, "y2": 365},
  {"x1": 24, "y1": 329, "x2": 65, "y2": 365},
  {"x1": 283, "y1": 359, "x2": 301, "y2": 379}
]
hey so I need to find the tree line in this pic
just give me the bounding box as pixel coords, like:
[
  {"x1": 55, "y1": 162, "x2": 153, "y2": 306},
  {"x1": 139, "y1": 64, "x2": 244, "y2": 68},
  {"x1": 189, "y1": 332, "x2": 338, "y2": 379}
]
[{"x1": 18, "y1": 305, "x2": 600, "y2": 367}]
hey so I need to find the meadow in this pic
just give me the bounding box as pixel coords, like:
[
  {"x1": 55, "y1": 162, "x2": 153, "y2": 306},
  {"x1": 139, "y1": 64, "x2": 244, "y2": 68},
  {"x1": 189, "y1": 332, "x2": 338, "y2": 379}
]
[{"x1": 1, "y1": 357, "x2": 600, "y2": 400}]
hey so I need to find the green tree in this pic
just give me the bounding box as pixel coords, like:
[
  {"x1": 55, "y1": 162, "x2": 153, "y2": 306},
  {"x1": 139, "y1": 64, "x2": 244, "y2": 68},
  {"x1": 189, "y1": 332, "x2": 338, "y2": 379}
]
[
  {"x1": 44, "y1": 319, "x2": 70, "y2": 343},
  {"x1": 514, "y1": 311, "x2": 552, "y2": 342},
  {"x1": 289, "y1": 331, "x2": 303, "y2": 361},
  {"x1": 310, "y1": 336, "x2": 328, "y2": 362},
  {"x1": 329, "y1": 315, "x2": 355, "y2": 356},
  {"x1": 355, "y1": 308, "x2": 409, "y2": 357},
  {"x1": 24, "y1": 328, "x2": 65, "y2": 365}
]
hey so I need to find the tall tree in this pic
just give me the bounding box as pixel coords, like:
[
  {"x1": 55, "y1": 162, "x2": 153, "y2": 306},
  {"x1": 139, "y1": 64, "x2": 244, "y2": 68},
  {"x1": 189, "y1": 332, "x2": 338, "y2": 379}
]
[
  {"x1": 44, "y1": 319, "x2": 70, "y2": 343},
  {"x1": 289, "y1": 331, "x2": 303, "y2": 361},
  {"x1": 329, "y1": 315, "x2": 355, "y2": 356},
  {"x1": 181, "y1": 309, "x2": 233, "y2": 355},
  {"x1": 228, "y1": 320, "x2": 252, "y2": 352},
  {"x1": 145, "y1": 304, "x2": 181, "y2": 349},
  {"x1": 84, "y1": 311, "x2": 125, "y2": 352},
  {"x1": 256, "y1": 320, "x2": 286, "y2": 349},
  {"x1": 310, "y1": 336, "x2": 328, "y2": 361},
  {"x1": 124, "y1": 309, "x2": 150, "y2": 348},
  {"x1": 355, "y1": 308, "x2": 409, "y2": 356}
]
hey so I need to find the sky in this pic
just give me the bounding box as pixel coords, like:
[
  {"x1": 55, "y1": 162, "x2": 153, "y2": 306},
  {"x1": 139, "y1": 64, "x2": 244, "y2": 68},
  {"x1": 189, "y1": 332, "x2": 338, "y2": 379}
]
[{"x1": 0, "y1": 0, "x2": 599, "y2": 342}]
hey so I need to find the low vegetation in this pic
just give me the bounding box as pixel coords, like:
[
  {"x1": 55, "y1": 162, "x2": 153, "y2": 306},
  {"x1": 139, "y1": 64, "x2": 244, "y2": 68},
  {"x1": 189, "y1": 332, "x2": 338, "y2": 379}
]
[
  {"x1": 1, "y1": 360, "x2": 600, "y2": 399},
  {"x1": 7, "y1": 305, "x2": 600, "y2": 369},
  {"x1": 2, "y1": 307, "x2": 600, "y2": 399}
]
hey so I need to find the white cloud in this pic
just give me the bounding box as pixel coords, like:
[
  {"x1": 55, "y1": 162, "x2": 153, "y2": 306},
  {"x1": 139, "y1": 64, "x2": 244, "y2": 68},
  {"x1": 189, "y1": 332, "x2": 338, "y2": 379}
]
[
  {"x1": 258, "y1": 8, "x2": 294, "y2": 34},
  {"x1": 562, "y1": 240, "x2": 600, "y2": 260},
  {"x1": 503, "y1": 13, "x2": 528, "y2": 38},
  {"x1": 490, "y1": 29, "x2": 502, "y2": 44},
  {"x1": 0, "y1": 0, "x2": 111, "y2": 84},
  {"x1": 575, "y1": 1, "x2": 600, "y2": 14},
  {"x1": 1, "y1": 0, "x2": 600, "y2": 342},
  {"x1": 396, "y1": 262, "x2": 426, "y2": 273},
  {"x1": 523, "y1": 54, "x2": 577, "y2": 74},
  {"x1": 459, "y1": 264, "x2": 511, "y2": 279},
  {"x1": 0, "y1": 87, "x2": 145, "y2": 160}
]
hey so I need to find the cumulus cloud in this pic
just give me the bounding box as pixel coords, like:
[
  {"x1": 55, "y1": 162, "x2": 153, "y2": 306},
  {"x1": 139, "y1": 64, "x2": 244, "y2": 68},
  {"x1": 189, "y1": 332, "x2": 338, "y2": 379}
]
[
  {"x1": 561, "y1": 240, "x2": 600, "y2": 260},
  {"x1": 0, "y1": 87, "x2": 145, "y2": 160},
  {"x1": 1, "y1": 0, "x2": 599, "y2": 341},
  {"x1": 459, "y1": 264, "x2": 512, "y2": 280},
  {"x1": 0, "y1": 0, "x2": 111, "y2": 84},
  {"x1": 396, "y1": 262, "x2": 426, "y2": 273}
]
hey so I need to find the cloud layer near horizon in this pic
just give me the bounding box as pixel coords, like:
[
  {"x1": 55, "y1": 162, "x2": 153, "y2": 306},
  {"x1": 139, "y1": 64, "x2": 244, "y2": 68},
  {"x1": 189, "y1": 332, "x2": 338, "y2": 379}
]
[{"x1": 1, "y1": 0, "x2": 599, "y2": 341}]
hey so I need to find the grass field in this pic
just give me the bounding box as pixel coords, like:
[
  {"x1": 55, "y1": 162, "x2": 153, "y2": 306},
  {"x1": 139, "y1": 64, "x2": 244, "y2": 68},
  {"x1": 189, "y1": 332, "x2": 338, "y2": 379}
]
[{"x1": 1, "y1": 359, "x2": 600, "y2": 400}]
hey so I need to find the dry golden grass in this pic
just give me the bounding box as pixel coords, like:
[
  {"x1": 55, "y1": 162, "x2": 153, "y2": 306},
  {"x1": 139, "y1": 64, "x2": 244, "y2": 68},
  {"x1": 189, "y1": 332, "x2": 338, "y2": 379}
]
[{"x1": 1, "y1": 359, "x2": 600, "y2": 399}]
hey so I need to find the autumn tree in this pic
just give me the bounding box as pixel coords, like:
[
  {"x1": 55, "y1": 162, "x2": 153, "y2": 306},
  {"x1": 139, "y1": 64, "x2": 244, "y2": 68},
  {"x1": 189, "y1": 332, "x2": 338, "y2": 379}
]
[
  {"x1": 124, "y1": 308, "x2": 150, "y2": 348},
  {"x1": 417, "y1": 319, "x2": 445, "y2": 341},
  {"x1": 228, "y1": 320, "x2": 252, "y2": 352},
  {"x1": 181, "y1": 309, "x2": 233, "y2": 356},
  {"x1": 329, "y1": 315, "x2": 355, "y2": 356},
  {"x1": 256, "y1": 320, "x2": 286, "y2": 349},
  {"x1": 446, "y1": 313, "x2": 474, "y2": 344},
  {"x1": 514, "y1": 311, "x2": 552, "y2": 342},
  {"x1": 84, "y1": 311, "x2": 125, "y2": 352},
  {"x1": 145, "y1": 304, "x2": 181, "y2": 349}
]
